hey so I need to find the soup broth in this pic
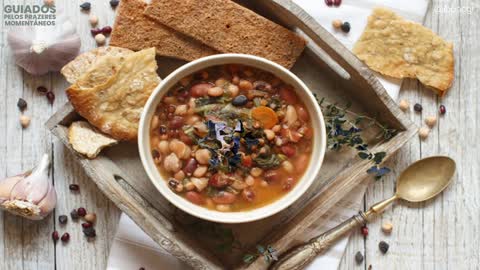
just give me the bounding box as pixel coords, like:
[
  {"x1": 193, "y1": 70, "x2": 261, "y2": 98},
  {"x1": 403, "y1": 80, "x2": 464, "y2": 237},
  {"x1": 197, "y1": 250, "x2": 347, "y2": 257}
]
[{"x1": 150, "y1": 64, "x2": 313, "y2": 212}]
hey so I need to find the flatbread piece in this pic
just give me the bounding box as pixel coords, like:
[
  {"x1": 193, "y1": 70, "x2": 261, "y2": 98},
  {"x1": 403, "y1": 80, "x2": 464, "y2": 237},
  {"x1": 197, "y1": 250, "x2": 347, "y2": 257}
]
[
  {"x1": 353, "y1": 8, "x2": 454, "y2": 96},
  {"x1": 144, "y1": 0, "x2": 306, "y2": 69},
  {"x1": 110, "y1": 0, "x2": 217, "y2": 61},
  {"x1": 66, "y1": 48, "x2": 160, "y2": 141},
  {"x1": 68, "y1": 121, "x2": 118, "y2": 159},
  {"x1": 61, "y1": 46, "x2": 133, "y2": 84}
]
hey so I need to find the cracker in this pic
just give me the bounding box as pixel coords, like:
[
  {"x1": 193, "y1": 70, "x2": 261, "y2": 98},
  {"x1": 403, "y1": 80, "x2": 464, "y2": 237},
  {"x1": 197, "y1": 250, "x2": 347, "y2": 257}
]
[
  {"x1": 144, "y1": 0, "x2": 306, "y2": 69},
  {"x1": 110, "y1": 0, "x2": 217, "y2": 61},
  {"x1": 353, "y1": 8, "x2": 454, "y2": 95},
  {"x1": 67, "y1": 48, "x2": 160, "y2": 141},
  {"x1": 68, "y1": 121, "x2": 118, "y2": 159},
  {"x1": 61, "y1": 46, "x2": 133, "y2": 84}
]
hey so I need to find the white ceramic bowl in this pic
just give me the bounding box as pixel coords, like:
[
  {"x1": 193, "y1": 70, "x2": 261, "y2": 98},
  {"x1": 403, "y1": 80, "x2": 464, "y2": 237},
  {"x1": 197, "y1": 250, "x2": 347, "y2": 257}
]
[{"x1": 139, "y1": 54, "x2": 326, "y2": 223}]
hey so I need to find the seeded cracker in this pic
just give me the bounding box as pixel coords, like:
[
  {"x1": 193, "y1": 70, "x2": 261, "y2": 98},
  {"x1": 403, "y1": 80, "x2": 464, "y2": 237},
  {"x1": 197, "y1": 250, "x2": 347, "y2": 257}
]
[
  {"x1": 353, "y1": 8, "x2": 454, "y2": 96},
  {"x1": 110, "y1": 0, "x2": 217, "y2": 61},
  {"x1": 144, "y1": 0, "x2": 306, "y2": 69}
]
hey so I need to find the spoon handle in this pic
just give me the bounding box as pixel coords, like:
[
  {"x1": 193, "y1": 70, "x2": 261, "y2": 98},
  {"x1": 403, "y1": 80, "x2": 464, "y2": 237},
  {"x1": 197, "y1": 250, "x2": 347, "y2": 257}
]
[
  {"x1": 270, "y1": 195, "x2": 398, "y2": 270},
  {"x1": 269, "y1": 212, "x2": 368, "y2": 270}
]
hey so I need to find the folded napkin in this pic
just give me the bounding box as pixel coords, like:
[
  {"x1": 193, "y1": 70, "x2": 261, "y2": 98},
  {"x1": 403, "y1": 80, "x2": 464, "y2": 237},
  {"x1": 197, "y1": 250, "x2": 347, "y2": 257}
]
[{"x1": 107, "y1": 1, "x2": 429, "y2": 269}]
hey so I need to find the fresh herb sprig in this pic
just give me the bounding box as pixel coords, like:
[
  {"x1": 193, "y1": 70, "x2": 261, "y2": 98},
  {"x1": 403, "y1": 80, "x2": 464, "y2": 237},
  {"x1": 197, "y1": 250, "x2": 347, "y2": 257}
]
[
  {"x1": 317, "y1": 96, "x2": 396, "y2": 179},
  {"x1": 243, "y1": 245, "x2": 278, "y2": 264}
]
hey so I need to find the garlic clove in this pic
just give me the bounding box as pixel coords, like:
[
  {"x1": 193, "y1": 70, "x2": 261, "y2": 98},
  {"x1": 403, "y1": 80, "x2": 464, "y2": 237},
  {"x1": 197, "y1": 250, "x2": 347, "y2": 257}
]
[
  {"x1": 10, "y1": 154, "x2": 50, "y2": 204},
  {"x1": 36, "y1": 182, "x2": 57, "y2": 219},
  {"x1": 0, "y1": 154, "x2": 57, "y2": 220},
  {"x1": 0, "y1": 174, "x2": 24, "y2": 203}
]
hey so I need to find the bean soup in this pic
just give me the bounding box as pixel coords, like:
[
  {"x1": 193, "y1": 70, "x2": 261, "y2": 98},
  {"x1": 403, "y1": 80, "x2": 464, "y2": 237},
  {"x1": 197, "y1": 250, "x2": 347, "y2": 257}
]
[{"x1": 150, "y1": 64, "x2": 313, "y2": 212}]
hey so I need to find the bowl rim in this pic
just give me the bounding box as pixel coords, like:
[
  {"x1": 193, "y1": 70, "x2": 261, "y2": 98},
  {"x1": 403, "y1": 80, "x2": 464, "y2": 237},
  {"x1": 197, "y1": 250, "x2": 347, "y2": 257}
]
[{"x1": 138, "y1": 53, "x2": 326, "y2": 223}]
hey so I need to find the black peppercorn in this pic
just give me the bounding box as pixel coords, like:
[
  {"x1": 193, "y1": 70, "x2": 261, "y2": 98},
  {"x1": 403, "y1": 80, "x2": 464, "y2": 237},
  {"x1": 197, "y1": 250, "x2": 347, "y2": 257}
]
[
  {"x1": 83, "y1": 227, "x2": 96, "y2": 238},
  {"x1": 70, "y1": 209, "x2": 79, "y2": 220},
  {"x1": 37, "y1": 86, "x2": 48, "y2": 94},
  {"x1": 414, "y1": 103, "x2": 423, "y2": 112},
  {"x1": 379, "y1": 241, "x2": 389, "y2": 254},
  {"x1": 110, "y1": 0, "x2": 119, "y2": 8},
  {"x1": 58, "y1": 215, "x2": 68, "y2": 225},
  {"x1": 341, "y1": 22, "x2": 351, "y2": 33},
  {"x1": 80, "y1": 2, "x2": 91, "y2": 10},
  {"x1": 355, "y1": 251, "x2": 364, "y2": 264},
  {"x1": 69, "y1": 184, "x2": 80, "y2": 191},
  {"x1": 17, "y1": 98, "x2": 27, "y2": 111}
]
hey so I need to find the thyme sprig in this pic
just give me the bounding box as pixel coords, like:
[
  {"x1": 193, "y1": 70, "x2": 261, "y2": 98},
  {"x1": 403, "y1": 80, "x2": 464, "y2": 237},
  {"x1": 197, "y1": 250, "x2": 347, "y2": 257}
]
[{"x1": 317, "y1": 96, "x2": 396, "y2": 179}]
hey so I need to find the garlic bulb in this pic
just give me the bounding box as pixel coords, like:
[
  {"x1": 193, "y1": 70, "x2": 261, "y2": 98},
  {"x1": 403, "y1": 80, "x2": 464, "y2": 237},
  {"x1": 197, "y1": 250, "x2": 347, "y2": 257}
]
[
  {"x1": 7, "y1": 13, "x2": 81, "y2": 75},
  {"x1": 0, "y1": 154, "x2": 57, "y2": 220}
]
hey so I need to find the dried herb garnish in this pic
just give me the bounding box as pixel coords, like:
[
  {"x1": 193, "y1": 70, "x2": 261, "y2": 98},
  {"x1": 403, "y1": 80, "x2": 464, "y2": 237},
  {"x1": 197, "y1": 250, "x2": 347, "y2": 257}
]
[
  {"x1": 243, "y1": 245, "x2": 278, "y2": 264},
  {"x1": 317, "y1": 96, "x2": 396, "y2": 179}
]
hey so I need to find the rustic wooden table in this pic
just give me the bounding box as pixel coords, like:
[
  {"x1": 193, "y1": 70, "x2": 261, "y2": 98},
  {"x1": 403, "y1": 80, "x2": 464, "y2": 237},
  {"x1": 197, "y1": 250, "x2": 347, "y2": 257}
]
[{"x1": 0, "y1": 0, "x2": 478, "y2": 269}]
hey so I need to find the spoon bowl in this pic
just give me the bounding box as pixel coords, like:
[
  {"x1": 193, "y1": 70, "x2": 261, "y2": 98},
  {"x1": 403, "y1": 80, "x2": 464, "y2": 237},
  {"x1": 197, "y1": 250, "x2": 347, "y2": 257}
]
[{"x1": 396, "y1": 156, "x2": 456, "y2": 202}]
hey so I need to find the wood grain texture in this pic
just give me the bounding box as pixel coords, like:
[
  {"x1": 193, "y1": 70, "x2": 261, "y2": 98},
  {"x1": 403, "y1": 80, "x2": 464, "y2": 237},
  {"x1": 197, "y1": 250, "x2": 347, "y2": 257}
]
[
  {"x1": 339, "y1": 1, "x2": 480, "y2": 269},
  {"x1": 1, "y1": 1, "x2": 479, "y2": 270}
]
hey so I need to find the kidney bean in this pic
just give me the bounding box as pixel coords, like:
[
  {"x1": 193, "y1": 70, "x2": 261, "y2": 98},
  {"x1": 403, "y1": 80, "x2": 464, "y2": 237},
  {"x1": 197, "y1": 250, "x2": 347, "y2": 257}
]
[
  {"x1": 242, "y1": 189, "x2": 256, "y2": 202},
  {"x1": 168, "y1": 116, "x2": 184, "y2": 129},
  {"x1": 185, "y1": 191, "x2": 205, "y2": 205},
  {"x1": 212, "y1": 191, "x2": 236, "y2": 204},
  {"x1": 264, "y1": 170, "x2": 280, "y2": 182},
  {"x1": 281, "y1": 145, "x2": 296, "y2": 157},
  {"x1": 296, "y1": 105, "x2": 310, "y2": 122},
  {"x1": 190, "y1": 83, "x2": 212, "y2": 97},
  {"x1": 279, "y1": 86, "x2": 298, "y2": 104},
  {"x1": 183, "y1": 158, "x2": 198, "y2": 175},
  {"x1": 179, "y1": 132, "x2": 194, "y2": 145},
  {"x1": 209, "y1": 173, "x2": 229, "y2": 188}
]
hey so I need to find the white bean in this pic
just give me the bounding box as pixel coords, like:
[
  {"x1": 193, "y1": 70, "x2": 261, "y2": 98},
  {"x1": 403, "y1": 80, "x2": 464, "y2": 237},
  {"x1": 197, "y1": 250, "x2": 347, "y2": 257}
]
[
  {"x1": 282, "y1": 161, "x2": 294, "y2": 173},
  {"x1": 245, "y1": 175, "x2": 255, "y2": 186},
  {"x1": 151, "y1": 115, "x2": 159, "y2": 129},
  {"x1": 158, "y1": 141, "x2": 170, "y2": 154},
  {"x1": 195, "y1": 149, "x2": 211, "y2": 165},
  {"x1": 193, "y1": 166, "x2": 208, "y2": 177},
  {"x1": 174, "y1": 170, "x2": 185, "y2": 181},
  {"x1": 216, "y1": 204, "x2": 231, "y2": 212},
  {"x1": 175, "y1": 104, "x2": 188, "y2": 115},
  {"x1": 250, "y1": 167, "x2": 263, "y2": 177},
  {"x1": 207, "y1": 86, "x2": 224, "y2": 97},
  {"x1": 191, "y1": 177, "x2": 209, "y2": 191},
  {"x1": 164, "y1": 153, "x2": 182, "y2": 173},
  {"x1": 284, "y1": 105, "x2": 298, "y2": 126},
  {"x1": 228, "y1": 84, "x2": 239, "y2": 97},
  {"x1": 264, "y1": 129, "x2": 275, "y2": 140}
]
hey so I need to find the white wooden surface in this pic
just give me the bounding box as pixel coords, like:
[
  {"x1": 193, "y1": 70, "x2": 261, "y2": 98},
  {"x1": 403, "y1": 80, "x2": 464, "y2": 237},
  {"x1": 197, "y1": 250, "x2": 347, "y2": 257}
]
[{"x1": 0, "y1": 0, "x2": 478, "y2": 270}]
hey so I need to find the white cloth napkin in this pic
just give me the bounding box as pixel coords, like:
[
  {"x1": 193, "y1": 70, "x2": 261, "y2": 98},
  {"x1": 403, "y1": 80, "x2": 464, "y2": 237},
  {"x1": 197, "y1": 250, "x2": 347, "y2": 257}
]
[{"x1": 107, "y1": 1, "x2": 429, "y2": 269}]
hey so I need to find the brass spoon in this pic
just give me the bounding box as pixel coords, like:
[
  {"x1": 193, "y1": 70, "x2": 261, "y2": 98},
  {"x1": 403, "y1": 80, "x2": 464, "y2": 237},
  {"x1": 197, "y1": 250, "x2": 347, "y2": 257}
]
[{"x1": 270, "y1": 156, "x2": 456, "y2": 270}]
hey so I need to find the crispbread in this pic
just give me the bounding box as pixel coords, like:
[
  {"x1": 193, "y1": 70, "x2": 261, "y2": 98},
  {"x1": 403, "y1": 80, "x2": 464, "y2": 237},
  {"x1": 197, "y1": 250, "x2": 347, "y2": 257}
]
[
  {"x1": 61, "y1": 46, "x2": 133, "y2": 84},
  {"x1": 67, "y1": 48, "x2": 160, "y2": 141},
  {"x1": 110, "y1": 0, "x2": 217, "y2": 61},
  {"x1": 353, "y1": 8, "x2": 454, "y2": 95},
  {"x1": 68, "y1": 121, "x2": 118, "y2": 159},
  {"x1": 144, "y1": 0, "x2": 306, "y2": 69}
]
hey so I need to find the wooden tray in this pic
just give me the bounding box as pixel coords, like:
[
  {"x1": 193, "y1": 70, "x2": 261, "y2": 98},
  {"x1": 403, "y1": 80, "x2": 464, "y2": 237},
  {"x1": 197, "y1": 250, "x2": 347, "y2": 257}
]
[{"x1": 47, "y1": 0, "x2": 417, "y2": 269}]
